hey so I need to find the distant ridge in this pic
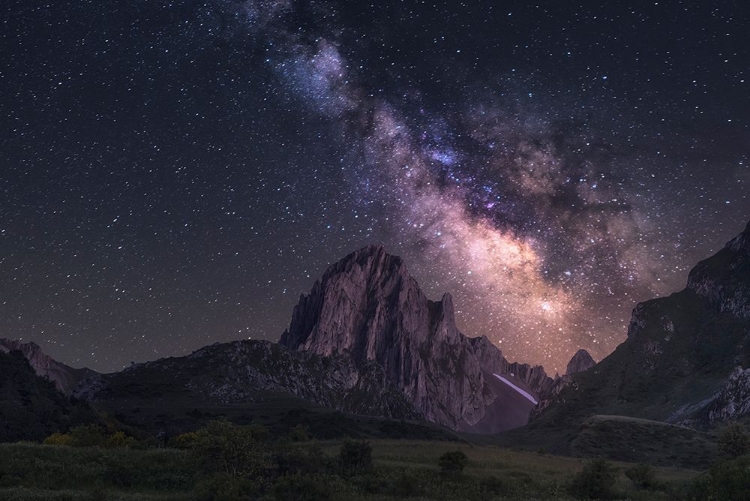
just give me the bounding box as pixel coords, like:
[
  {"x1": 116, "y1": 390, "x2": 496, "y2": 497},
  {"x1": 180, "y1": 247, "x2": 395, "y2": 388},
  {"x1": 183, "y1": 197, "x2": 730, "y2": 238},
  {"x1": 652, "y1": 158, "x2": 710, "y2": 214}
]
[{"x1": 0, "y1": 338, "x2": 95, "y2": 394}]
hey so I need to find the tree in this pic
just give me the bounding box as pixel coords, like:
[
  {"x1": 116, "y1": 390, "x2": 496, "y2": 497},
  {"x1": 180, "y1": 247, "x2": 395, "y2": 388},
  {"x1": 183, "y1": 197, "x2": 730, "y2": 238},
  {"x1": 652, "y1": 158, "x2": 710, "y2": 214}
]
[
  {"x1": 338, "y1": 438, "x2": 372, "y2": 475},
  {"x1": 719, "y1": 422, "x2": 750, "y2": 459},
  {"x1": 438, "y1": 451, "x2": 468, "y2": 476},
  {"x1": 625, "y1": 463, "x2": 657, "y2": 490},
  {"x1": 568, "y1": 459, "x2": 618, "y2": 500},
  {"x1": 194, "y1": 421, "x2": 271, "y2": 479}
]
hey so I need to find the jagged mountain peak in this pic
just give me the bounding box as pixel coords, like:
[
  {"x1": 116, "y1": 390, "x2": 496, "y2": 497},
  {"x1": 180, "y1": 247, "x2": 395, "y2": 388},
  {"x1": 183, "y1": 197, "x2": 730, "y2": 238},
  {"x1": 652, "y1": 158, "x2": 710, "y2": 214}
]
[
  {"x1": 565, "y1": 349, "x2": 596, "y2": 375},
  {"x1": 280, "y1": 245, "x2": 461, "y2": 357},
  {"x1": 279, "y1": 245, "x2": 551, "y2": 431},
  {"x1": 321, "y1": 244, "x2": 409, "y2": 283}
]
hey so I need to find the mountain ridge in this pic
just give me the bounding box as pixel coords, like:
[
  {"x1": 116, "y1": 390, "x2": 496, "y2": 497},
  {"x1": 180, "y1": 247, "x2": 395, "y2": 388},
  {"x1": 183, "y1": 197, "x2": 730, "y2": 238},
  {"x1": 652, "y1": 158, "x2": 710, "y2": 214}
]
[
  {"x1": 0, "y1": 338, "x2": 95, "y2": 394},
  {"x1": 530, "y1": 220, "x2": 750, "y2": 438}
]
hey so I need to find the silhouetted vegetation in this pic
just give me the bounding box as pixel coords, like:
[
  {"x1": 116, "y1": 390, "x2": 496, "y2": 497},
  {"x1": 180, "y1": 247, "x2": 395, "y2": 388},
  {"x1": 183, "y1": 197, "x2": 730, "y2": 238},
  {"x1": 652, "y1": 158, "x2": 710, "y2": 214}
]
[
  {"x1": 0, "y1": 350, "x2": 97, "y2": 443},
  {"x1": 625, "y1": 462, "x2": 659, "y2": 490},
  {"x1": 568, "y1": 459, "x2": 618, "y2": 499},
  {"x1": 0, "y1": 421, "x2": 709, "y2": 500},
  {"x1": 688, "y1": 454, "x2": 750, "y2": 500},
  {"x1": 338, "y1": 438, "x2": 373, "y2": 475},
  {"x1": 438, "y1": 450, "x2": 469, "y2": 476},
  {"x1": 718, "y1": 422, "x2": 750, "y2": 458}
]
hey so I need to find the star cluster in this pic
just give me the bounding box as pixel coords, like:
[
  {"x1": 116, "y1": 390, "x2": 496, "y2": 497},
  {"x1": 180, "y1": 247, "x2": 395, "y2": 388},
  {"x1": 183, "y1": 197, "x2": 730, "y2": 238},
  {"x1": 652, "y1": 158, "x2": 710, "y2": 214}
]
[{"x1": 1, "y1": 0, "x2": 748, "y2": 373}]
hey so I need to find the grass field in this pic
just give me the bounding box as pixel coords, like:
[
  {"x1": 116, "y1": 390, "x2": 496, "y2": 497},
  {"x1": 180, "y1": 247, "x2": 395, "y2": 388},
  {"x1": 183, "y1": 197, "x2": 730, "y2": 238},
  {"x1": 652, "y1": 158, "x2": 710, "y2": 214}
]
[{"x1": 0, "y1": 439, "x2": 706, "y2": 500}]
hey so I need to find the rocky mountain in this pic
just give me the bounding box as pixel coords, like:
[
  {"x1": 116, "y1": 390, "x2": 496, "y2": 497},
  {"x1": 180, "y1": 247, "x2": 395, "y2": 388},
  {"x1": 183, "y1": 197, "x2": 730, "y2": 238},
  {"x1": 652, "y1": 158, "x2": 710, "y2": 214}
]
[
  {"x1": 0, "y1": 338, "x2": 94, "y2": 394},
  {"x1": 565, "y1": 349, "x2": 595, "y2": 376},
  {"x1": 279, "y1": 244, "x2": 556, "y2": 432},
  {"x1": 531, "y1": 221, "x2": 750, "y2": 434},
  {"x1": 76, "y1": 339, "x2": 421, "y2": 423}
]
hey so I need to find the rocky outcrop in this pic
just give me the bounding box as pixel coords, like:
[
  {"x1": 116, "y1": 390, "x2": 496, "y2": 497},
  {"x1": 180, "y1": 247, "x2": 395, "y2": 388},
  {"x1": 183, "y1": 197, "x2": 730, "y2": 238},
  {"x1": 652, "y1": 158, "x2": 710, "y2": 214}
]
[
  {"x1": 0, "y1": 338, "x2": 94, "y2": 394},
  {"x1": 75, "y1": 339, "x2": 421, "y2": 421},
  {"x1": 686, "y1": 220, "x2": 750, "y2": 320},
  {"x1": 687, "y1": 367, "x2": 750, "y2": 428},
  {"x1": 566, "y1": 349, "x2": 596, "y2": 375},
  {"x1": 280, "y1": 245, "x2": 544, "y2": 431}
]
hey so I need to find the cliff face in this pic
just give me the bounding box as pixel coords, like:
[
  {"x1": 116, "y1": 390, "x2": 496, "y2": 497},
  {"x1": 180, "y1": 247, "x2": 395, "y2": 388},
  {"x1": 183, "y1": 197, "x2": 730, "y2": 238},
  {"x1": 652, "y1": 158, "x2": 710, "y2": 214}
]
[
  {"x1": 531, "y1": 221, "x2": 750, "y2": 431},
  {"x1": 280, "y1": 245, "x2": 549, "y2": 431},
  {"x1": 686, "y1": 220, "x2": 750, "y2": 321},
  {"x1": 0, "y1": 338, "x2": 94, "y2": 394}
]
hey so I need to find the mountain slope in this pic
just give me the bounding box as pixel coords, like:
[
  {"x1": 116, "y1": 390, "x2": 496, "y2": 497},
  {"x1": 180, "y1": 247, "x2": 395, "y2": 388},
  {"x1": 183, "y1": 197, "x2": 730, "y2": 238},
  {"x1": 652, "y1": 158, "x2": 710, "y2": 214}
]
[
  {"x1": 531, "y1": 220, "x2": 750, "y2": 437},
  {"x1": 0, "y1": 350, "x2": 97, "y2": 442},
  {"x1": 75, "y1": 339, "x2": 421, "y2": 428},
  {"x1": 280, "y1": 244, "x2": 556, "y2": 432},
  {"x1": 0, "y1": 339, "x2": 95, "y2": 394}
]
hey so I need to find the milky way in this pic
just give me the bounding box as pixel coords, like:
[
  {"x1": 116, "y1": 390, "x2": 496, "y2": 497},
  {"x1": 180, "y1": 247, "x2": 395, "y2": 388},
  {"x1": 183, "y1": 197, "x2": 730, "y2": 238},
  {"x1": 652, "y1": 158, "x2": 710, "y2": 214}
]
[
  {"x1": 241, "y1": 0, "x2": 747, "y2": 370},
  {"x1": 1, "y1": 0, "x2": 748, "y2": 372}
]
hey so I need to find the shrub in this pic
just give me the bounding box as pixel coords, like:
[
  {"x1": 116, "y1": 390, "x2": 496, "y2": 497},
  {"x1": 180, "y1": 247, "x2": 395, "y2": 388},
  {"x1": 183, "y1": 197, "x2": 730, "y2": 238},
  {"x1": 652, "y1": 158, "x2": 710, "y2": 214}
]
[
  {"x1": 68, "y1": 425, "x2": 107, "y2": 447},
  {"x1": 289, "y1": 424, "x2": 310, "y2": 442},
  {"x1": 106, "y1": 431, "x2": 135, "y2": 448},
  {"x1": 194, "y1": 421, "x2": 272, "y2": 480},
  {"x1": 688, "y1": 455, "x2": 750, "y2": 500},
  {"x1": 479, "y1": 475, "x2": 513, "y2": 496},
  {"x1": 44, "y1": 432, "x2": 73, "y2": 446},
  {"x1": 168, "y1": 431, "x2": 200, "y2": 450},
  {"x1": 195, "y1": 472, "x2": 261, "y2": 501},
  {"x1": 389, "y1": 472, "x2": 423, "y2": 497},
  {"x1": 274, "y1": 444, "x2": 329, "y2": 476},
  {"x1": 273, "y1": 474, "x2": 332, "y2": 501},
  {"x1": 0, "y1": 474, "x2": 23, "y2": 487},
  {"x1": 338, "y1": 439, "x2": 372, "y2": 476},
  {"x1": 625, "y1": 463, "x2": 657, "y2": 490},
  {"x1": 719, "y1": 422, "x2": 750, "y2": 459},
  {"x1": 568, "y1": 459, "x2": 618, "y2": 500},
  {"x1": 438, "y1": 450, "x2": 469, "y2": 476}
]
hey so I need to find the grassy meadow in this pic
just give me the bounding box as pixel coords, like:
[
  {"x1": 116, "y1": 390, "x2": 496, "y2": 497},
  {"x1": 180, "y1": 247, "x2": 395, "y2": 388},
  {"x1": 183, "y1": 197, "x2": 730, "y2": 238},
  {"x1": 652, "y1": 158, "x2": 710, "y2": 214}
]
[{"x1": 0, "y1": 437, "x2": 709, "y2": 501}]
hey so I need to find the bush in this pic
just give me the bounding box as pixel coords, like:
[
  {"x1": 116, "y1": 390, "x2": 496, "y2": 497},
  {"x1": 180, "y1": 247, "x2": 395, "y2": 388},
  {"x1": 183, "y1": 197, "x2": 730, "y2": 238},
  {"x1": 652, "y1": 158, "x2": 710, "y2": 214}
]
[
  {"x1": 273, "y1": 474, "x2": 332, "y2": 501},
  {"x1": 568, "y1": 459, "x2": 618, "y2": 500},
  {"x1": 194, "y1": 421, "x2": 271, "y2": 480},
  {"x1": 195, "y1": 472, "x2": 261, "y2": 501},
  {"x1": 44, "y1": 433, "x2": 73, "y2": 446},
  {"x1": 0, "y1": 474, "x2": 23, "y2": 487},
  {"x1": 438, "y1": 450, "x2": 469, "y2": 476},
  {"x1": 106, "y1": 431, "x2": 135, "y2": 448},
  {"x1": 168, "y1": 432, "x2": 200, "y2": 450},
  {"x1": 338, "y1": 439, "x2": 372, "y2": 475},
  {"x1": 389, "y1": 472, "x2": 423, "y2": 497},
  {"x1": 688, "y1": 455, "x2": 750, "y2": 500},
  {"x1": 719, "y1": 422, "x2": 750, "y2": 459},
  {"x1": 68, "y1": 425, "x2": 107, "y2": 447},
  {"x1": 479, "y1": 475, "x2": 513, "y2": 496},
  {"x1": 289, "y1": 424, "x2": 310, "y2": 442},
  {"x1": 625, "y1": 463, "x2": 657, "y2": 490},
  {"x1": 274, "y1": 444, "x2": 329, "y2": 476}
]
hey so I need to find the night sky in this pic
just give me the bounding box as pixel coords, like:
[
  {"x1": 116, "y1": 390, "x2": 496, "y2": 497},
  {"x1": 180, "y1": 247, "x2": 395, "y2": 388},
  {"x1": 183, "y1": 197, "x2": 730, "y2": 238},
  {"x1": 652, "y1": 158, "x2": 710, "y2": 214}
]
[{"x1": 1, "y1": 1, "x2": 748, "y2": 374}]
